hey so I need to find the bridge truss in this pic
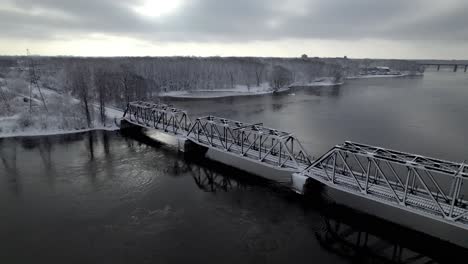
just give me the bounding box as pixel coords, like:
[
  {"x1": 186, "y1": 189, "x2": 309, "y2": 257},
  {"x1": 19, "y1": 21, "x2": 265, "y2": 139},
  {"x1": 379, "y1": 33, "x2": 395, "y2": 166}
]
[
  {"x1": 186, "y1": 116, "x2": 312, "y2": 170},
  {"x1": 122, "y1": 101, "x2": 468, "y2": 231},
  {"x1": 301, "y1": 141, "x2": 468, "y2": 227},
  {"x1": 123, "y1": 101, "x2": 192, "y2": 134},
  {"x1": 123, "y1": 102, "x2": 312, "y2": 171}
]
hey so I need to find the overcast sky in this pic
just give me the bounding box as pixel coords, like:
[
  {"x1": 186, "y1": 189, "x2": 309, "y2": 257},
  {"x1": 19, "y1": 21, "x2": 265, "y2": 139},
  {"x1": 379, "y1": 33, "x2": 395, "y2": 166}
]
[{"x1": 1, "y1": 0, "x2": 467, "y2": 59}]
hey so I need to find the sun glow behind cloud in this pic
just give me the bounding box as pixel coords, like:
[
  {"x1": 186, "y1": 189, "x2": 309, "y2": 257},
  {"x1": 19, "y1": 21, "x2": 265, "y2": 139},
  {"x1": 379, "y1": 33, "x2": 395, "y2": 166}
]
[
  {"x1": 133, "y1": 0, "x2": 183, "y2": 18},
  {"x1": 1, "y1": 0, "x2": 468, "y2": 58}
]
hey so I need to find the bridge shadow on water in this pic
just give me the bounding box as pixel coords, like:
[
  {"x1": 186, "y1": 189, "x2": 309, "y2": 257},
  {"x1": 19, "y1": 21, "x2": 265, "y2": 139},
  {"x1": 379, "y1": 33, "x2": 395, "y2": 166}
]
[
  {"x1": 124, "y1": 130, "x2": 468, "y2": 263},
  {"x1": 120, "y1": 127, "x2": 277, "y2": 192},
  {"x1": 303, "y1": 182, "x2": 468, "y2": 263}
]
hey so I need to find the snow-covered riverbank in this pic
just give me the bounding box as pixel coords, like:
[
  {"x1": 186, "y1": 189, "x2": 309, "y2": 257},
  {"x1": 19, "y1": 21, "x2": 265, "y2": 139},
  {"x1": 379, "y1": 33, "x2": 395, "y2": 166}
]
[
  {"x1": 0, "y1": 107, "x2": 123, "y2": 139},
  {"x1": 0, "y1": 126, "x2": 120, "y2": 139},
  {"x1": 346, "y1": 73, "x2": 420, "y2": 80},
  {"x1": 161, "y1": 78, "x2": 345, "y2": 99},
  {"x1": 0, "y1": 84, "x2": 124, "y2": 138},
  {"x1": 291, "y1": 77, "x2": 344, "y2": 87},
  {"x1": 160, "y1": 84, "x2": 290, "y2": 99}
]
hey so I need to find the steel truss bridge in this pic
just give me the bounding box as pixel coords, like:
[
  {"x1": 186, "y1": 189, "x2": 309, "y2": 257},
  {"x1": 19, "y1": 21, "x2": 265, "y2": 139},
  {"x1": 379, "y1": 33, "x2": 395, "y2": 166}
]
[
  {"x1": 123, "y1": 101, "x2": 468, "y2": 230},
  {"x1": 124, "y1": 101, "x2": 312, "y2": 170},
  {"x1": 301, "y1": 141, "x2": 468, "y2": 228}
]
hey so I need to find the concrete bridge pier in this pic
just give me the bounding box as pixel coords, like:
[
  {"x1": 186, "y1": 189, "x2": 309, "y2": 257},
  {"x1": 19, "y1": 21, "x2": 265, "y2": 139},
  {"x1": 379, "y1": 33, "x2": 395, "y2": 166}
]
[
  {"x1": 120, "y1": 119, "x2": 144, "y2": 133},
  {"x1": 454, "y1": 65, "x2": 458, "y2": 72},
  {"x1": 291, "y1": 173, "x2": 309, "y2": 194},
  {"x1": 437, "y1": 65, "x2": 440, "y2": 71},
  {"x1": 177, "y1": 137, "x2": 208, "y2": 156}
]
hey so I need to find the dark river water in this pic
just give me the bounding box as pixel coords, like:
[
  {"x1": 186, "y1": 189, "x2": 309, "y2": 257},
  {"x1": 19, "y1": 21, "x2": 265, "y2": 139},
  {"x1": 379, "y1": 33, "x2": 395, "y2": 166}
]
[{"x1": 1, "y1": 71, "x2": 468, "y2": 263}]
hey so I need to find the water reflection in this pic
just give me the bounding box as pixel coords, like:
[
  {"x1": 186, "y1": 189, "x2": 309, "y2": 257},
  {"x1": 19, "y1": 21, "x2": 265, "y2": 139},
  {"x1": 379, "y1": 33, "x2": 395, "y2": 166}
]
[
  {"x1": 305, "y1": 189, "x2": 468, "y2": 264},
  {"x1": 123, "y1": 131, "x2": 468, "y2": 263},
  {"x1": 187, "y1": 161, "x2": 248, "y2": 193},
  {"x1": 293, "y1": 85, "x2": 342, "y2": 97},
  {"x1": 316, "y1": 217, "x2": 436, "y2": 263},
  {"x1": 38, "y1": 137, "x2": 55, "y2": 186},
  {"x1": 0, "y1": 139, "x2": 20, "y2": 195},
  {"x1": 170, "y1": 137, "x2": 466, "y2": 263},
  {"x1": 38, "y1": 137, "x2": 53, "y2": 170},
  {"x1": 2, "y1": 130, "x2": 468, "y2": 263},
  {"x1": 88, "y1": 131, "x2": 95, "y2": 160},
  {"x1": 102, "y1": 132, "x2": 110, "y2": 156}
]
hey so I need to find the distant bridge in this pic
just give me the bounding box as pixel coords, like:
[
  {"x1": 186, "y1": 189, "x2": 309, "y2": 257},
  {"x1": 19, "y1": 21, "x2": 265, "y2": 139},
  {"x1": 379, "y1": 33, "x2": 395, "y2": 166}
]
[
  {"x1": 121, "y1": 101, "x2": 468, "y2": 238},
  {"x1": 420, "y1": 63, "x2": 468, "y2": 72}
]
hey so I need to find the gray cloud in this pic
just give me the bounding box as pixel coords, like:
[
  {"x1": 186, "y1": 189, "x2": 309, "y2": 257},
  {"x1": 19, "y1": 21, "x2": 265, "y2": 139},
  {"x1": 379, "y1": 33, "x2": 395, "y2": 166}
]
[{"x1": 1, "y1": 0, "x2": 468, "y2": 44}]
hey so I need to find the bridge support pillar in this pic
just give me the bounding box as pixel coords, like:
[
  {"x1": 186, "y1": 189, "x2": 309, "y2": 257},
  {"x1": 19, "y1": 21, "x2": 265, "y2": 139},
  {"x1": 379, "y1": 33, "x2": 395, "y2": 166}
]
[
  {"x1": 120, "y1": 119, "x2": 143, "y2": 133},
  {"x1": 437, "y1": 65, "x2": 440, "y2": 71},
  {"x1": 465, "y1": 65, "x2": 467, "y2": 72},
  {"x1": 454, "y1": 65, "x2": 458, "y2": 72},
  {"x1": 292, "y1": 173, "x2": 309, "y2": 194},
  {"x1": 178, "y1": 137, "x2": 208, "y2": 156}
]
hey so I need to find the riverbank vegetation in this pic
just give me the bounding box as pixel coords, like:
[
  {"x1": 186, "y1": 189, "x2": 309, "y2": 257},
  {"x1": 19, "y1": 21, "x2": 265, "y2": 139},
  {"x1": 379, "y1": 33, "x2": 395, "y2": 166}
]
[{"x1": 0, "y1": 56, "x2": 422, "y2": 137}]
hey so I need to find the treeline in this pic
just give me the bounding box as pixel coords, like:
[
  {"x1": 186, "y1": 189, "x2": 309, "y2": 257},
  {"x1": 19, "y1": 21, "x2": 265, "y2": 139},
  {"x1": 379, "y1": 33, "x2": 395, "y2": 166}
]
[
  {"x1": 6, "y1": 56, "x2": 347, "y2": 105},
  {"x1": 0, "y1": 56, "x2": 423, "y2": 127}
]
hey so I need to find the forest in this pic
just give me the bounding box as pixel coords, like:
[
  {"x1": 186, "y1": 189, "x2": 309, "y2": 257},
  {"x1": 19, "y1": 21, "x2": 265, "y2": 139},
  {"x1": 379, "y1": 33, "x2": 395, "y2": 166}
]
[{"x1": 0, "y1": 56, "x2": 423, "y2": 135}]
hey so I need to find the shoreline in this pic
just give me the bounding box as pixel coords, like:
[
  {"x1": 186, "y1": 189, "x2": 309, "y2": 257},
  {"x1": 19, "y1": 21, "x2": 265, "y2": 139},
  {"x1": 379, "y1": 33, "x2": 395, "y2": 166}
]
[
  {"x1": 160, "y1": 72, "x2": 411, "y2": 99},
  {"x1": 161, "y1": 87, "x2": 290, "y2": 99},
  {"x1": 166, "y1": 73, "x2": 422, "y2": 100},
  {"x1": 346, "y1": 73, "x2": 418, "y2": 80},
  {"x1": 0, "y1": 126, "x2": 120, "y2": 139}
]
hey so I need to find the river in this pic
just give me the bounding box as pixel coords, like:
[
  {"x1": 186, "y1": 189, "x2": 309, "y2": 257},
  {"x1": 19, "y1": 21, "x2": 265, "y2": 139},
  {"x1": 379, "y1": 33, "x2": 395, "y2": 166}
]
[{"x1": 1, "y1": 71, "x2": 468, "y2": 263}]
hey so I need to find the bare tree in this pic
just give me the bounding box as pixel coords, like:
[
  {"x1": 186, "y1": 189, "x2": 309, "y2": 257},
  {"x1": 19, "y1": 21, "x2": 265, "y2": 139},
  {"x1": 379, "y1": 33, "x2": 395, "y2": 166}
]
[
  {"x1": 94, "y1": 69, "x2": 108, "y2": 125},
  {"x1": 0, "y1": 78, "x2": 10, "y2": 113},
  {"x1": 70, "y1": 64, "x2": 92, "y2": 128},
  {"x1": 254, "y1": 63, "x2": 265, "y2": 87},
  {"x1": 270, "y1": 65, "x2": 293, "y2": 91},
  {"x1": 26, "y1": 51, "x2": 48, "y2": 113}
]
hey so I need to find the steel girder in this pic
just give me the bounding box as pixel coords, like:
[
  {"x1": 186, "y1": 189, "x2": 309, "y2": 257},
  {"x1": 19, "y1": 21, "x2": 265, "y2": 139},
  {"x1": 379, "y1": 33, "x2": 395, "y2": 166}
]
[
  {"x1": 123, "y1": 103, "x2": 311, "y2": 170},
  {"x1": 185, "y1": 116, "x2": 312, "y2": 170},
  {"x1": 302, "y1": 141, "x2": 468, "y2": 226},
  {"x1": 124, "y1": 101, "x2": 191, "y2": 134}
]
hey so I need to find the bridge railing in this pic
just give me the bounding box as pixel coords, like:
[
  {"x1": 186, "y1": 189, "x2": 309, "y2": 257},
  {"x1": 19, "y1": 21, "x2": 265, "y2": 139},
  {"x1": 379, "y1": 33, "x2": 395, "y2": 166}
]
[
  {"x1": 123, "y1": 101, "x2": 192, "y2": 134},
  {"x1": 302, "y1": 141, "x2": 468, "y2": 225},
  {"x1": 186, "y1": 116, "x2": 312, "y2": 170}
]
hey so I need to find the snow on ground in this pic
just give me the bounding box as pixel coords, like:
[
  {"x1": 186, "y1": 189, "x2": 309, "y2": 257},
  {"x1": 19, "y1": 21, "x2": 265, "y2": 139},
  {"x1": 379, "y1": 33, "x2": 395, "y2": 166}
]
[
  {"x1": 0, "y1": 126, "x2": 119, "y2": 139},
  {"x1": 346, "y1": 73, "x2": 410, "y2": 80},
  {"x1": 292, "y1": 77, "x2": 344, "y2": 87},
  {"x1": 0, "y1": 104, "x2": 123, "y2": 138},
  {"x1": 160, "y1": 77, "x2": 344, "y2": 99},
  {"x1": 160, "y1": 83, "x2": 290, "y2": 98},
  {"x1": 100, "y1": 105, "x2": 124, "y2": 121},
  {"x1": 0, "y1": 84, "x2": 123, "y2": 138}
]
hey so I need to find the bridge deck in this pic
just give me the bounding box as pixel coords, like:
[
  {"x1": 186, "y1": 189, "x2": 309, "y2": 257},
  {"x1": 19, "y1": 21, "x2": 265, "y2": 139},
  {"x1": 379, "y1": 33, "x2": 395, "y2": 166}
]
[{"x1": 309, "y1": 169, "x2": 468, "y2": 226}]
